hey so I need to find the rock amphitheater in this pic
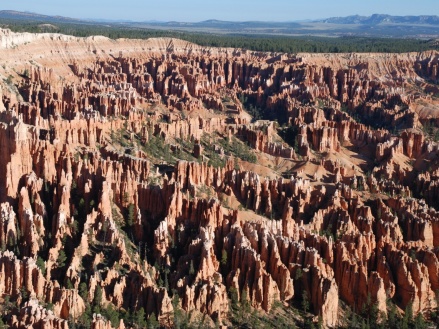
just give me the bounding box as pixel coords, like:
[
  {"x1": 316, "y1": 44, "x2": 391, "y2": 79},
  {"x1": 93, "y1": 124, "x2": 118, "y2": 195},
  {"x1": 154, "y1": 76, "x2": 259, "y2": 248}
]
[{"x1": 0, "y1": 28, "x2": 438, "y2": 328}]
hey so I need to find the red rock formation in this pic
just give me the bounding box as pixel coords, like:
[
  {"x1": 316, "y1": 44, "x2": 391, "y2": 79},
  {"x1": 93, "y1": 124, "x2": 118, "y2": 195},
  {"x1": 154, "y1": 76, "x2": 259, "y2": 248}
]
[{"x1": 0, "y1": 28, "x2": 438, "y2": 328}]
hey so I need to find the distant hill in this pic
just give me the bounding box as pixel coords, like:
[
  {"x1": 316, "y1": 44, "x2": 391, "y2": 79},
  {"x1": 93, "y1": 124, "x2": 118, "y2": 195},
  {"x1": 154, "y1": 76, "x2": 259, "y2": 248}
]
[
  {"x1": 316, "y1": 14, "x2": 439, "y2": 25},
  {"x1": 0, "y1": 10, "x2": 88, "y2": 23}
]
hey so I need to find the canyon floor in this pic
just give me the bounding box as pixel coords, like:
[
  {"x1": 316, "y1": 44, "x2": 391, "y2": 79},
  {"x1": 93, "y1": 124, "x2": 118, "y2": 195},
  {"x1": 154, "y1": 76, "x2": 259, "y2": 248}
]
[{"x1": 0, "y1": 29, "x2": 438, "y2": 328}]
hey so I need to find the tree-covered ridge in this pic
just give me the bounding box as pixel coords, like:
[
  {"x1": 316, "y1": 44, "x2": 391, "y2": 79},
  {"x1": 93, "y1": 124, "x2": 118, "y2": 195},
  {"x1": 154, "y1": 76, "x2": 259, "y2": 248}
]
[{"x1": 0, "y1": 18, "x2": 438, "y2": 53}]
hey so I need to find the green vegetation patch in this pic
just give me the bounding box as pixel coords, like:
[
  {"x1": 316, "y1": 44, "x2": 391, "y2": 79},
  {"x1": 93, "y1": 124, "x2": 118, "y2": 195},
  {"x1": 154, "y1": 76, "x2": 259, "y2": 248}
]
[{"x1": 201, "y1": 133, "x2": 257, "y2": 168}]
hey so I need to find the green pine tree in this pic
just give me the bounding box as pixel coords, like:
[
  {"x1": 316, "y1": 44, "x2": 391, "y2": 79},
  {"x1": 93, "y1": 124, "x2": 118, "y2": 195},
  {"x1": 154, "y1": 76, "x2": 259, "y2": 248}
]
[
  {"x1": 79, "y1": 282, "x2": 88, "y2": 301},
  {"x1": 146, "y1": 312, "x2": 159, "y2": 329},
  {"x1": 134, "y1": 308, "x2": 147, "y2": 328},
  {"x1": 36, "y1": 256, "x2": 46, "y2": 275},
  {"x1": 93, "y1": 286, "x2": 103, "y2": 314},
  {"x1": 127, "y1": 203, "x2": 135, "y2": 227},
  {"x1": 57, "y1": 250, "x2": 67, "y2": 268}
]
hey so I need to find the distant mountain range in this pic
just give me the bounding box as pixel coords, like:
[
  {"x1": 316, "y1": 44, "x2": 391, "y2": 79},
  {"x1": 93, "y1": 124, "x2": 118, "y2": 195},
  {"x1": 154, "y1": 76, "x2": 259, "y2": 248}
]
[
  {"x1": 0, "y1": 10, "x2": 87, "y2": 23},
  {"x1": 1, "y1": 10, "x2": 439, "y2": 38}
]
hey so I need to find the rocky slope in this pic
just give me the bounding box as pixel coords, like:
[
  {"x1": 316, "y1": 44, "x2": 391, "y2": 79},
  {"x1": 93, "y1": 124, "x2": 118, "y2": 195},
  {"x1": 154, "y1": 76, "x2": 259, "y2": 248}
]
[{"x1": 0, "y1": 28, "x2": 438, "y2": 328}]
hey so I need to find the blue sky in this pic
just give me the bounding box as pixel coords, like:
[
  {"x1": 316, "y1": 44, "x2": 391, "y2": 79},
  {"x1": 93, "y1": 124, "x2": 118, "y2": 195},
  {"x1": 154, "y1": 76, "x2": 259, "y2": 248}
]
[{"x1": 3, "y1": 0, "x2": 439, "y2": 22}]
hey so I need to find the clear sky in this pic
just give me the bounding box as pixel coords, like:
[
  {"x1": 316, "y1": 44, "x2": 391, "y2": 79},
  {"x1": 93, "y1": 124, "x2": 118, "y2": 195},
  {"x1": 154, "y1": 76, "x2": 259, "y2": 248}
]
[{"x1": 3, "y1": 0, "x2": 439, "y2": 22}]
